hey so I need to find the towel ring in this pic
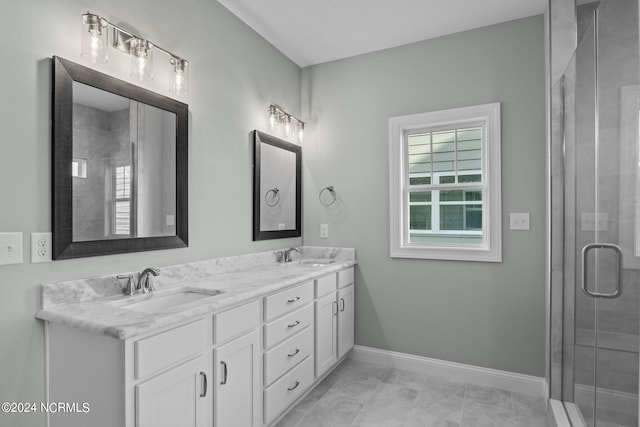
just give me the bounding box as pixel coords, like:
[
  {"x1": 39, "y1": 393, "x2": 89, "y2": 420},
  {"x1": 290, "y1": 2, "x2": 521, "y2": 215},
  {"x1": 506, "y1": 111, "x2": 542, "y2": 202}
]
[
  {"x1": 319, "y1": 186, "x2": 337, "y2": 206},
  {"x1": 265, "y1": 188, "x2": 280, "y2": 207}
]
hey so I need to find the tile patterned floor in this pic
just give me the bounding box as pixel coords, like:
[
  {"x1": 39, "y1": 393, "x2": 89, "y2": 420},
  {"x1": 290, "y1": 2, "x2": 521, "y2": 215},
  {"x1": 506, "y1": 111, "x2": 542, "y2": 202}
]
[{"x1": 275, "y1": 359, "x2": 551, "y2": 427}]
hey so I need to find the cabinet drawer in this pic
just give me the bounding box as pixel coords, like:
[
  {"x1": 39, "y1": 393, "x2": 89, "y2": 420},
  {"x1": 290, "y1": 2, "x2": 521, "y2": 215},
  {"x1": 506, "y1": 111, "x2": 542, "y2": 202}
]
[
  {"x1": 338, "y1": 267, "x2": 354, "y2": 288},
  {"x1": 315, "y1": 273, "x2": 337, "y2": 297},
  {"x1": 264, "y1": 356, "x2": 314, "y2": 424},
  {"x1": 264, "y1": 326, "x2": 314, "y2": 386},
  {"x1": 264, "y1": 304, "x2": 313, "y2": 349},
  {"x1": 135, "y1": 319, "x2": 207, "y2": 379},
  {"x1": 214, "y1": 300, "x2": 260, "y2": 344},
  {"x1": 264, "y1": 282, "x2": 313, "y2": 321}
]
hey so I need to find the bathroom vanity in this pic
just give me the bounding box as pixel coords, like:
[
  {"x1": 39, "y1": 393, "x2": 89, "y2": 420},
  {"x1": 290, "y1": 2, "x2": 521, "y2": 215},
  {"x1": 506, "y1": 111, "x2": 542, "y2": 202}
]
[{"x1": 36, "y1": 247, "x2": 355, "y2": 427}]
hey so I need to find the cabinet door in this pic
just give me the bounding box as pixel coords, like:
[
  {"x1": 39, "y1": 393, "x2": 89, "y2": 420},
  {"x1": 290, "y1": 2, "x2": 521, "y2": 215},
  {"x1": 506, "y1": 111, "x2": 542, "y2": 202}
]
[
  {"x1": 136, "y1": 353, "x2": 212, "y2": 427},
  {"x1": 315, "y1": 292, "x2": 338, "y2": 377},
  {"x1": 337, "y1": 285, "x2": 354, "y2": 359},
  {"x1": 214, "y1": 329, "x2": 261, "y2": 427}
]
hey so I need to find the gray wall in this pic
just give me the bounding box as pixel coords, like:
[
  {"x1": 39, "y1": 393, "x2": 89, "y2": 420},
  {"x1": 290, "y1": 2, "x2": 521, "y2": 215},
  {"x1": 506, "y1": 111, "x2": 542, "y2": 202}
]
[
  {"x1": 301, "y1": 15, "x2": 547, "y2": 376},
  {"x1": 0, "y1": 1, "x2": 301, "y2": 426}
]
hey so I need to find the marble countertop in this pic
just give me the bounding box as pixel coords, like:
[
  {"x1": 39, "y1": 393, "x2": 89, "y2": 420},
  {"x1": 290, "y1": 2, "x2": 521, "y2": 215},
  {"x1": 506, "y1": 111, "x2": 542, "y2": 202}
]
[{"x1": 36, "y1": 248, "x2": 356, "y2": 340}]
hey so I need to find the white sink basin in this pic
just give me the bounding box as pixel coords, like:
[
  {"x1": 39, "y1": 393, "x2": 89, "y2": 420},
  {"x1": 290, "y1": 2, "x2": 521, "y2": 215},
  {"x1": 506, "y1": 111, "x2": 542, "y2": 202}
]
[{"x1": 109, "y1": 288, "x2": 224, "y2": 313}]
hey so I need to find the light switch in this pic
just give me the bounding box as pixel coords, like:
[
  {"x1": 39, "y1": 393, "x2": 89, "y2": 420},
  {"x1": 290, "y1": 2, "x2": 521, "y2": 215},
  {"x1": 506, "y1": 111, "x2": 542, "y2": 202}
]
[
  {"x1": 278, "y1": 223, "x2": 286, "y2": 230},
  {"x1": 0, "y1": 232, "x2": 23, "y2": 265},
  {"x1": 510, "y1": 213, "x2": 530, "y2": 231},
  {"x1": 320, "y1": 224, "x2": 329, "y2": 238}
]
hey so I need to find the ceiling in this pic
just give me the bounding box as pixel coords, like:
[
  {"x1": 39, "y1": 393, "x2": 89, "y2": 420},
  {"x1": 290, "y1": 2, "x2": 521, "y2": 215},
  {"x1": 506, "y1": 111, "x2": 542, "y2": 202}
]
[{"x1": 216, "y1": 0, "x2": 547, "y2": 67}]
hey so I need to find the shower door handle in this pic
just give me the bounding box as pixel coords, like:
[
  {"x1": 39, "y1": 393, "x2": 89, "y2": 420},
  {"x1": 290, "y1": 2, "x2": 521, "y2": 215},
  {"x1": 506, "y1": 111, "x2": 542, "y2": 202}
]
[{"x1": 581, "y1": 243, "x2": 623, "y2": 299}]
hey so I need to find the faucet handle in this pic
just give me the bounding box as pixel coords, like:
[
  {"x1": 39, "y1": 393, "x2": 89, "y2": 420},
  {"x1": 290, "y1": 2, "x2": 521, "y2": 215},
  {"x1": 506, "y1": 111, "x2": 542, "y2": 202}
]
[
  {"x1": 275, "y1": 250, "x2": 285, "y2": 263},
  {"x1": 116, "y1": 274, "x2": 135, "y2": 295}
]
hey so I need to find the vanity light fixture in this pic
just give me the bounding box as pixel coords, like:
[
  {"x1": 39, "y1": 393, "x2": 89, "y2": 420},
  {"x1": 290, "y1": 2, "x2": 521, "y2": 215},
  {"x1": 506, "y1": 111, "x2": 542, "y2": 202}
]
[
  {"x1": 267, "y1": 104, "x2": 305, "y2": 143},
  {"x1": 80, "y1": 12, "x2": 189, "y2": 95}
]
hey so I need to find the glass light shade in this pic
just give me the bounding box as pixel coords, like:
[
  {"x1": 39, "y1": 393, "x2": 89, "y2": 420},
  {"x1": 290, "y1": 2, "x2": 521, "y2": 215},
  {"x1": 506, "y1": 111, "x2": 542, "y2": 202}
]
[
  {"x1": 81, "y1": 14, "x2": 108, "y2": 63},
  {"x1": 169, "y1": 58, "x2": 189, "y2": 95},
  {"x1": 298, "y1": 123, "x2": 304, "y2": 142},
  {"x1": 130, "y1": 39, "x2": 153, "y2": 81},
  {"x1": 269, "y1": 106, "x2": 277, "y2": 130},
  {"x1": 284, "y1": 116, "x2": 292, "y2": 136}
]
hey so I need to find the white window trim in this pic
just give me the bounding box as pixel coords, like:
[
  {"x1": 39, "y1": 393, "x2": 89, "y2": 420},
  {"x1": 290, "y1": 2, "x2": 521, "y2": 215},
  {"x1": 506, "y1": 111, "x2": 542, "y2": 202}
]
[{"x1": 389, "y1": 102, "x2": 502, "y2": 262}]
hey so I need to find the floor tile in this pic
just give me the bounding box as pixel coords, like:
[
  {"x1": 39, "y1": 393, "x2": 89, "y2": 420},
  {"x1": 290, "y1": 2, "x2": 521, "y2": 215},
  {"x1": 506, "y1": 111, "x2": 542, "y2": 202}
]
[
  {"x1": 459, "y1": 401, "x2": 514, "y2": 427},
  {"x1": 416, "y1": 376, "x2": 467, "y2": 406},
  {"x1": 274, "y1": 408, "x2": 306, "y2": 427},
  {"x1": 280, "y1": 360, "x2": 553, "y2": 427},
  {"x1": 382, "y1": 368, "x2": 426, "y2": 390},
  {"x1": 408, "y1": 399, "x2": 463, "y2": 426},
  {"x1": 464, "y1": 384, "x2": 513, "y2": 410},
  {"x1": 302, "y1": 392, "x2": 363, "y2": 426}
]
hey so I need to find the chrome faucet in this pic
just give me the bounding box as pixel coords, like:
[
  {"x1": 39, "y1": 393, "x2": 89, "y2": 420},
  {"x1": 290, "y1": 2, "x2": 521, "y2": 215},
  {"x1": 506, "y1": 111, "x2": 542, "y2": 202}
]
[
  {"x1": 116, "y1": 267, "x2": 160, "y2": 295},
  {"x1": 138, "y1": 267, "x2": 160, "y2": 293},
  {"x1": 283, "y1": 247, "x2": 300, "y2": 263}
]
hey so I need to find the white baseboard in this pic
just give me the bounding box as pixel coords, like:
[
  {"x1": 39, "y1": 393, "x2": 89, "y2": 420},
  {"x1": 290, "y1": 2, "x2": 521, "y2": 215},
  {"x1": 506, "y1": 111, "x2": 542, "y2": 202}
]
[{"x1": 350, "y1": 345, "x2": 546, "y2": 398}]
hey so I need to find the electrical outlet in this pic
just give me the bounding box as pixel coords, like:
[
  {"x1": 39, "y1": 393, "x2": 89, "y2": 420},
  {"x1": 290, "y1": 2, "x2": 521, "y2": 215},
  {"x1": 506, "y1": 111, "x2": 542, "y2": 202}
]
[
  {"x1": 0, "y1": 232, "x2": 23, "y2": 265},
  {"x1": 31, "y1": 232, "x2": 52, "y2": 263},
  {"x1": 320, "y1": 223, "x2": 329, "y2": 238}
]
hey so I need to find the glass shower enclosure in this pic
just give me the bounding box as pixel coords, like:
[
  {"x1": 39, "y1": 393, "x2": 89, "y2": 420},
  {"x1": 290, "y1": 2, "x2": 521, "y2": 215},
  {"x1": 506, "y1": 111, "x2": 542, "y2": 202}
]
[{"x1": 550, "y1": 0, "x2": 640, "y2": 425}]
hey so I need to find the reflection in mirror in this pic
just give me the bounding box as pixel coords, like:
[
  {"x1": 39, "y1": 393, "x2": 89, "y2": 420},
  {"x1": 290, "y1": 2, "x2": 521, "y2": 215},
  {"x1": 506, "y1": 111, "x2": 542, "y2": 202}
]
[
  {"x1": 72, "y1": 82, "x2": 176, "y2": 241},
  {"x1": 53, "y1": 56, "x2": 188, "y2": 259},
  {"x1": 253, "y1": 130, "x2": 301, "y2": 240}
]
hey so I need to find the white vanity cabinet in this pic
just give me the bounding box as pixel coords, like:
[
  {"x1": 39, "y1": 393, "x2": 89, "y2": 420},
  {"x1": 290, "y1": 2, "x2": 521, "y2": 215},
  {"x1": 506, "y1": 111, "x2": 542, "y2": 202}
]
[
  {"x1": 137, "y1": 353, "x2": 213, "y2": 427},
  {"x1": 212, "y1": 298, "x2": 262, "y2": 427},
  {"x1": 262, "y1": 281, "x2": 316, "y2": 425},
  {"x1": 314, "y1": 268, "x2": 355, "y2": 377},
  {"x1": 45, "y1": 263, "x2": 355, "y2": 427}
]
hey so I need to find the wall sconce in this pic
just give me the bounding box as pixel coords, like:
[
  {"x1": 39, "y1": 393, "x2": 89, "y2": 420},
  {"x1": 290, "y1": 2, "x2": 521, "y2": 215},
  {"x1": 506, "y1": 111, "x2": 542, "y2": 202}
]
[
  {"x1": 268, "y1": 105, "x2": 305, "y2": 143},
  {"x1": 81, "y1": 12, "x2": 189, "y2": 96}
]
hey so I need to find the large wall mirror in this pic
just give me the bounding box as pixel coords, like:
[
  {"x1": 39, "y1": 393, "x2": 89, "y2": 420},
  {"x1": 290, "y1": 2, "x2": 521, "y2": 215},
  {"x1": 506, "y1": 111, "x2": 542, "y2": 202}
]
[
  {"x1": 253, "y1": 130, "x2": 301, "y2": 240},
  {"x1": 52, "y1": 56, "x2": 188, "y2": 259}
]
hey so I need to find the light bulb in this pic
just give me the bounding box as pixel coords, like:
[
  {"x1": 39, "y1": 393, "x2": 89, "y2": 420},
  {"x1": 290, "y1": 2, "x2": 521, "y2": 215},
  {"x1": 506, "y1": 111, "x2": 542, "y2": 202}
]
[
  {"x1": 298, "y1": 123, "x2": 304, "y2": 142},
  {"x1": 130, "y1": 39, "x2": 153, "y2": 81},
  {"x1": 169, "y1": 58, "x2": 189, "y2": 95},
  {"x1": 284, "y1": 116, "x2": 292, "y2": 136},
  {"x1": 81, "y1": 13, "x2": 107, "y2": 63},
  {"x1": 269, "y1": 107, "x2": 277, "y2": 130}
]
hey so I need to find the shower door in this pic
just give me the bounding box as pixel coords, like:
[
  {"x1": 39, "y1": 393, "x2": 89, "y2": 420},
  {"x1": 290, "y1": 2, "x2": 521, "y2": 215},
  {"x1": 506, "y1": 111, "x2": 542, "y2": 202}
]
[{"x1": 557, "y1": 1, "x2": 640, "y2": 425}]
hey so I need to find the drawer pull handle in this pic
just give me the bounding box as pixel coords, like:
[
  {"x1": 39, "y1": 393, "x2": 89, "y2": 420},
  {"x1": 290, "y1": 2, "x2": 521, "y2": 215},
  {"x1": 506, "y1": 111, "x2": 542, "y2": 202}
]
[
  {"x1": 333, "y1": 301, "x2": 338, "y2": 316},
  {"x1": 287, "y1": 348, "x2": 300, "y2": 357},
  {"x1": 340, "y1": 298, "x2": 345, "y2": 312},
  {"x1": 287, "y1": 296, "x2": 301, "y2": 303},
  {"x1": 220, "y1": 361, "x2": 228, "y2": 385},
  {"x1": 287, "y1": 320, "x2": 300, "y2": 328},
  {"x1": 287, "y1": 381, "x2": 300, "y2": 391},
  {"x1": 200, "y1": 372, "x2": 207, "y2": 397}
]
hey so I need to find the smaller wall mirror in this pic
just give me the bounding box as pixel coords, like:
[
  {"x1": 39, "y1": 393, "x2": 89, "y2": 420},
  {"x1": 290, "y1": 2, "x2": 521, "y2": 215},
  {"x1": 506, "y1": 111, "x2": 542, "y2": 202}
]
[
  {"x1": 52, "y1": 56, "x2": 188, "y2": 259},
  {"x1": 253, "y1": 130, "x2": 301, "y2": 240}
]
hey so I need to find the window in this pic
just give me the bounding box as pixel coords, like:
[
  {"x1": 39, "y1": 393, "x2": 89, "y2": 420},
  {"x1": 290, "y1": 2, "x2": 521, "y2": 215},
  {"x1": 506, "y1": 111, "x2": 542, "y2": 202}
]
[
  {"x1": 389, "y1": 103, "x2": 501, "y2": 262},
  {"x1": 71, "y1": 158, "x2": 87, "y2": 178},
  {"x1": 114, "y1": 165, "x2": 132, "y2": 236}
]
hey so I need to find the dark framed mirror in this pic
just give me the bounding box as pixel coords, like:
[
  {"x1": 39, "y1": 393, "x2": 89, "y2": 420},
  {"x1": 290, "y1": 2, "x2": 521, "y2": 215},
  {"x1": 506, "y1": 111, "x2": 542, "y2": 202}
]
[
  {"x1": 253, "y1": 130, "x2": 301, "y2": 240},
  {"x1": 52, "y1": 56, "x2": 188, "y2": 259}
]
